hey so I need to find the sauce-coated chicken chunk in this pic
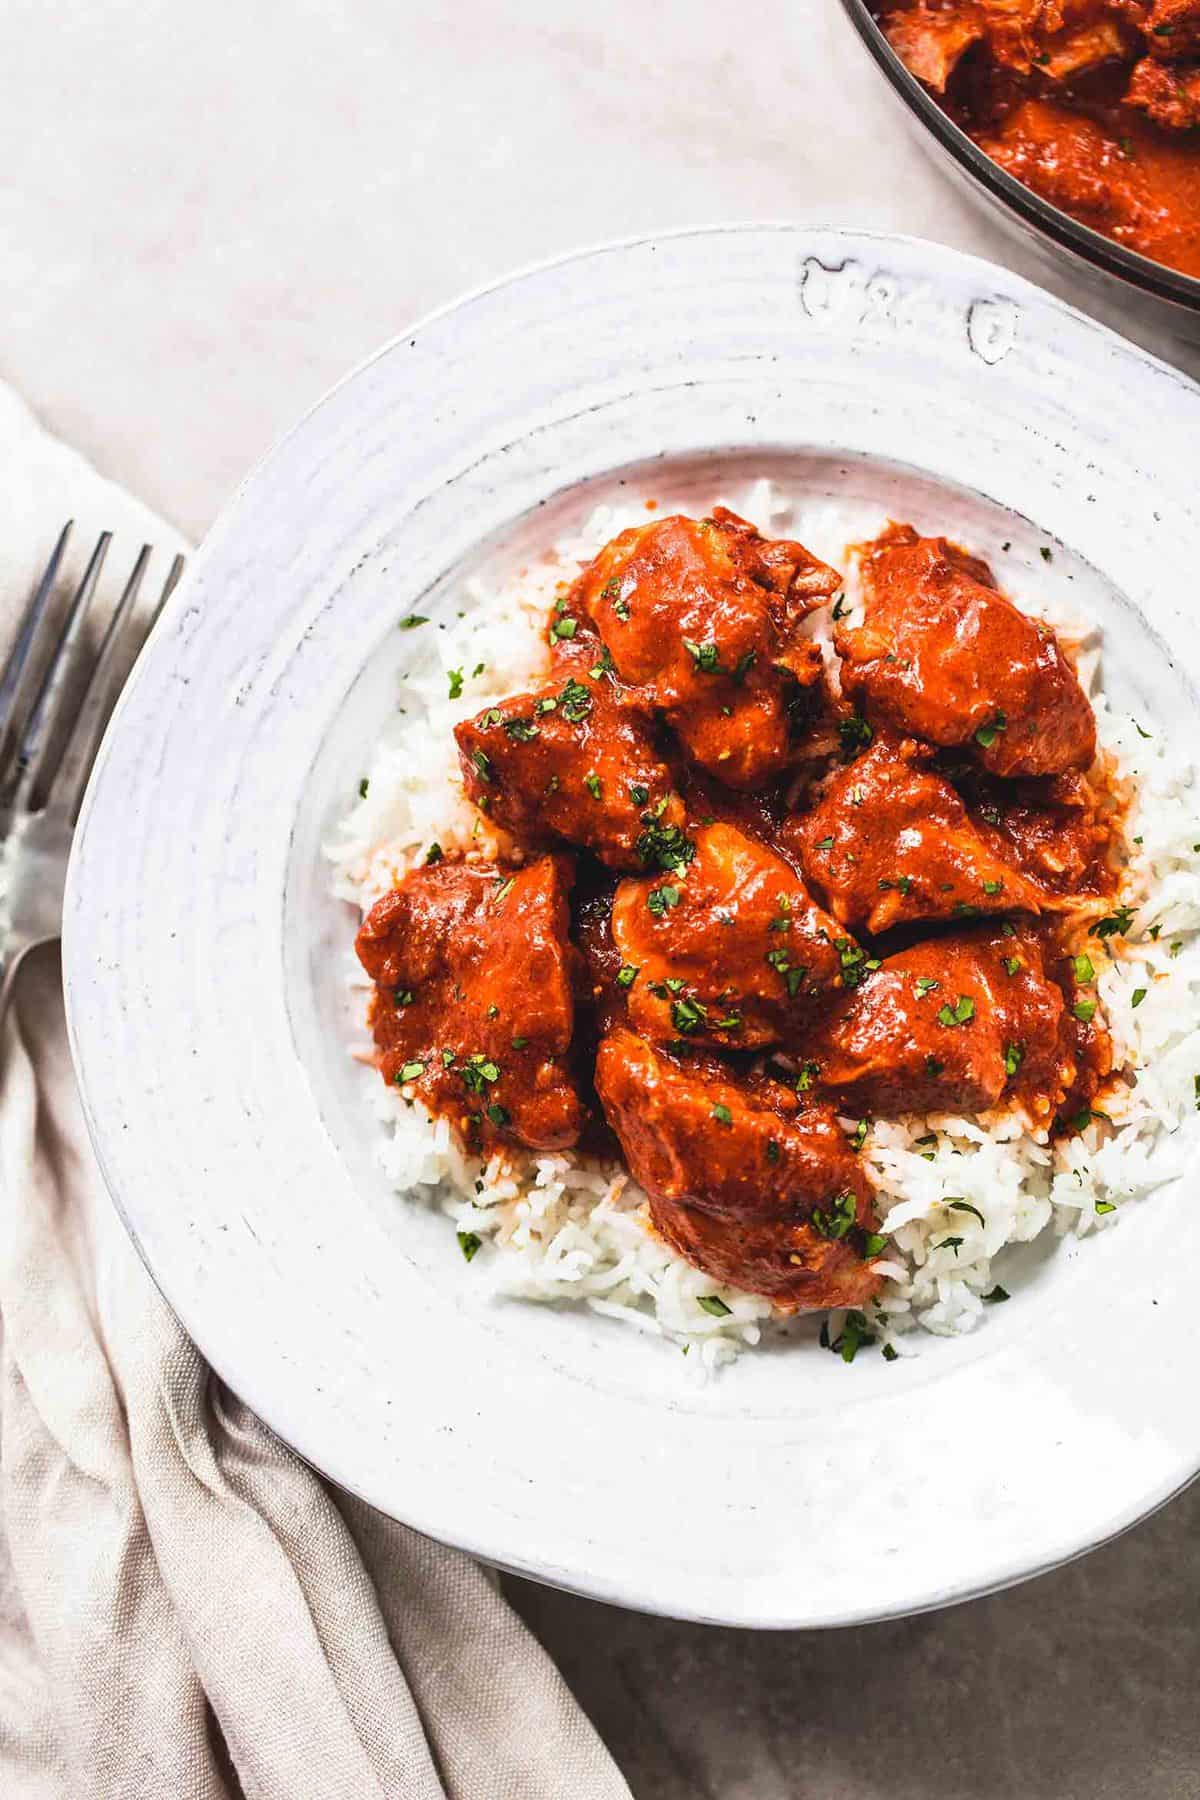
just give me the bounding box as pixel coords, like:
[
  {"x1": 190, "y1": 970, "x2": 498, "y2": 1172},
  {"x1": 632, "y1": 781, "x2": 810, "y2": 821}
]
[
  {"x1": 803, "y1": 923, "x2": 1072, "y2": 1120},
  {"x1": 836, "y1": 524, "x2": 1096, "y2": 777},
  {"x1": 610, "y1": 822, "x2": 849, "y2": 1048},
  {"x1": 572, "y1": 507, "x2": 839, "y2": 787},
  {"x1": 784, "y1": 736, "x2": 1047, "y2": 933},
  {"x1": 454, "y1": 647, "x2": 682, "y2": 869},
  {"x1": 356, "y1": 856, "x2": 583, "y2": 1152},
  {"x1": 594, "y1": 1027, "x2": 881, "y2": 1308}
]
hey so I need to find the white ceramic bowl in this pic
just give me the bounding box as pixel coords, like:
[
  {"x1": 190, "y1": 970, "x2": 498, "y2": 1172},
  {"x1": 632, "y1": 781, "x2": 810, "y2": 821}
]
[{"x1": 64, "y1": 228, "x2": 1200, "y2": 1627}]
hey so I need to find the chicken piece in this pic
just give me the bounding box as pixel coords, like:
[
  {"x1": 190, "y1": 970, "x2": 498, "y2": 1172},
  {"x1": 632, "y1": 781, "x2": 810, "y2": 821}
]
[
  {"x1": 610, "y1": 822, "x2": 850, "y2": 1049},
  {"x1": 454, "y1": 647, "x2": 683, "y2": 870},
  {"x1": 836, "y1": 524, "x2": 1096, "y2": 777},
  {"x1": 1145, "y1": 0, "x2": 1200, "y2": 58},
  {"x1": 572, "y1": 507, "x2": 840, "y2": 788},
  {"x1": 880, "y1": 1, "x2": 986, "y2": 89},
  {"x1": 784, "y1": 737, "x2": 1047, "y2": 933},
  {"x1": 356, "y1": 855, "x2": 583, "y2": 1153},
  {"x1": 1126, "y1": 53, "x2": 1200, "y2": 124},
  {"x1": 955, "y1": 765, "x2": 1118, "y2": 898},
  {"x1": 594, "y1": 1028, "x2": 881, "y2": 1308},
  {"x1": 802, "y1": 923, "x2": 1072, "y2": 1120}
]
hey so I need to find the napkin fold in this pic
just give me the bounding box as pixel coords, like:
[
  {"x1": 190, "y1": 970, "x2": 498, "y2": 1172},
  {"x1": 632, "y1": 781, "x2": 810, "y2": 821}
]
[{"x1": 0, "y1": 386, "x2": 631, "y2": 1800}]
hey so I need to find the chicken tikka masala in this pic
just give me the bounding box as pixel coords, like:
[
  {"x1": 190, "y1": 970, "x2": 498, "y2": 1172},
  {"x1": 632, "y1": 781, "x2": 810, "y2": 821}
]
[
  {"x1": 873, "y1": 0, "x2": 1200, "y2": 279},
  {"x1": 356, "y1": 507, "x2": 1124, "y2": 1316}
]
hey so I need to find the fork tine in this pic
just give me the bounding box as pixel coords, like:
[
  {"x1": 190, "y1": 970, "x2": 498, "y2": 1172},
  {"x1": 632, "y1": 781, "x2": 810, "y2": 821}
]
[
  {"x1": 4, "y1": 532, "x2": 111, "y2": 814},
  {"x1": 54, "y1": 547, "x2": 185, "y2": 824},
  {"x1": 0, "y1": 521, "x2": 74, "y2": 774}
]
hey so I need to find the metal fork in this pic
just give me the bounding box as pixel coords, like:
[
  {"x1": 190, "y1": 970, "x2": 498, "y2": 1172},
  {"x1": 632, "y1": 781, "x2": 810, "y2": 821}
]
[{"x1": 0, "y1": 525, "x2": 185, "y2": 1024}]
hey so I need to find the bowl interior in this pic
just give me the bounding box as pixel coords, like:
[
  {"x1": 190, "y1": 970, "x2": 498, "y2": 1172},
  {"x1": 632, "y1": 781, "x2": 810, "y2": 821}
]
[{"x1": 285, "y1": 441, "x2": 1197, "y2": 1417}]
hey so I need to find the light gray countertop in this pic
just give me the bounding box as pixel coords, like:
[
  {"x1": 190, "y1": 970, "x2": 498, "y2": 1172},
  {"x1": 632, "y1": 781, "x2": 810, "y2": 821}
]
[{"x1": 6, "y1": 2, "x2": 1196, "y2": 1792}]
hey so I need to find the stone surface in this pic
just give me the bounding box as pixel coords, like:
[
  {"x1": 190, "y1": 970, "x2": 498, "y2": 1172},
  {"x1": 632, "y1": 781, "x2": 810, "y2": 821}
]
[{"x1": 4, "y1": 1, "x2": 1199, "y2": 1791}]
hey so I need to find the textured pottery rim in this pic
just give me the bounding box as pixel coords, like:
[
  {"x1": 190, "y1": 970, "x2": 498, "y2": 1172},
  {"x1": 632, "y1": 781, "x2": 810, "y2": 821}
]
[{"x1": 63, "y1": 225, "x2": 1200, "y2": 1627}]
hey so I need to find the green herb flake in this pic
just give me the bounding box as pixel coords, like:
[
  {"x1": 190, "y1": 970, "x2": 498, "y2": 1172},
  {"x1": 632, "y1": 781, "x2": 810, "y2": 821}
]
[
  {"x1": 945, "y1": 1198, "x2": 985, "y2": 1225},
  {"x1": 616, "y1": 963, "x2": 639, "y2": 989},
  {"x1": 1093, "y1": 905, "x2": 1134, "y2": 940},
  {"x1": 863, "y1": 1232, "x2": 887, "y2": 1258},
  {"x1": 447, "y1": 668, "x2": 464, "y2": 700},
  {"x1": 934, "y1": 1235, "x2": 964, "y2": 1257},
  {"x1": 937, "y1": 994, "x2": 976, "y2": 1028},
  {"x1": 492, "y1": 876, "x2": 515, "y2": 906},
  {"x1": 796, "y1": 1061, "x2": 820, "y2": 1092},
  {"x1": 766, "y1": 1140, "x2": 780, "y2": 1164},
  {"x1": 1131, "y1": 987, "x2": 1148, "y2": 1008},
  {"x1": 584, "y1": 772, "x2": 602, "y2": 800},
  {"x1": 549, "y1": 615, "x2": 578, "y2": 643},
  {"x1": 1073, "y1": 954, "x2": 1095, "y2": 983},
  {"x1": 1094, "y1": 1200, "x2": 1117, "y2": 1216},
  {"x1": 697, "y1": 1294, "x2": 732, "y2": 1318},
  {"x1": 399, "y1": 614, "x2": 429, "y2": 630},
  {"x1": 1003, "y1": 1042, "x2": 1024, "y2": 1077},
  {"x1": 1073, "y1": 1000, "x2": 1097, "y2": 1023},
  {"x1": 647, "y1": 884, "x2": 682, "y2": 917},
  {"x1": 1003, "y1": 956, "x2": 1021, "y2": 976},
  {"x1": 925, "y1": 1056, "x2": 945, "y2": 1077},
  {"x1": 470, "y1": 749, "x2": 493, "y2": 784},
  {"x1": 628, "y1": 782, "x2": 649, "y2": 806},
  {"x1": 838, "y1": 714, "x2": 874, "y2": 751},
  {"x1": 425, "y1": 842, "x2": 444, "y2": 865},
  {"x1": 711, "y1": 1103, "x2": 733, "y2": 1126},
  {"x1": 1134, "y1": 720, "x2": 1152, "y2": 740},
  {"x1": 811, "y1": 1189, "x2": 859, "y2": 1242},
  {"x1": 915, "y1": 976, "x2": 940, "y2": 998},
  {"x1": 504, "y1": 716, "x2": 539, "y2": 742},
  {"x1": 396, "y1": 1060, "x2": 426, "y2": 1084},
  {"x1": 982, "y1": 1285, "x2": 1010, "y2": 1304},
  {"x1": 358, "y1": 777, "x2": 369, "y2": 799},
  {"x1": 974, "y1": 709, "x2": 1008, "y2": 749},
  {"x1": 982, "y1": 879, "x2": 1003, "y2": 896},
  {"x1": 831, "y1": 592, "x2": 848, "y2": 621},
  {"x1": 670, "y1": 997, "x2": 707, "y2": 1034},
  {"x1": 485, "y1": 1103, "x2": 511, "y2": 1128},
  {"x1": 457, "y1": 1230, "x2": 482, "y2": 1262},
  {"x1": 510, "y1": 1036, "x2": 529, "y2": 1050},
  {"x1": 815, "y1": 835, "x2": 834, "y2": 851},
  {"x1": 558, "y1": 678, "x2": 592, "y2": 722},
  {"x1": 882, "y1": 1342, "x2": 899, "y2": 1362}
]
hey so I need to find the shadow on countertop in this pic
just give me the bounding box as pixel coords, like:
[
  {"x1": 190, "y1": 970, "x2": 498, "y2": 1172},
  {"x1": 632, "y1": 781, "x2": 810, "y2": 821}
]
[{"x1": 506, "y1": 1480, "x2": 1200, "y2": 1800}]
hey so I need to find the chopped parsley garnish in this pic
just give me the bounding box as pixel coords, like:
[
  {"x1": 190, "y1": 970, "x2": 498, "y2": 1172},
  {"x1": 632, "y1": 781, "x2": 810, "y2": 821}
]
[
  {"x1": 670, "y1": 997, "x2": 707, "y2": 1033},
  {"x1": 492, "y1": 876, "x2": 515, "y2": 906},
  {"x1": 820, "y1": 1308, "x2": 876, "y2": 1364},
  {"x1": 915, "y1": 976, "x2": 940, "y2": 997},
  {"x1": 766, "y1": 1140, "x2": 780, "y2": 1164},
  {"x1": 504, "y1": 716, "x2": 539, "y2": 741},
  {"x1": 982, "y1": 1285, "x2": 1009, "y2": 1304},
  {"x1": 559, "y1": 678, "x2": 592, "y2": 722},
  {"x1": 796, "y1": 1061, "x2": 820, "y2": 1091},
  {"x1": 425, "y1": 842, "x2": 444, "y2": 865},
  {"x1": 933, "y1": 1236, "x2": 964, "y2": 1256},
  {"x1": 614, "y1": 597, "x2": 630, "y2": 621},
  {"x1": 836, "y1": 938, "x2": 870, "y2": 987},
  {"x1": 982, "y1": 880, "x2": 1003, "y2": 896},
  {"x1": 1000, "y1": 921, "x2": 1016, "y2": 937},
  {"x1": 879, "y1": 875, "x2": 913, "y2": 895},
  {"x1": 733, "y1": 650, "x2": 756, "y2": 683},
  {"x1": 358, "y1": 777, "x2": 369, "y2": 799},
  {"x1": 1069, "y1": 1107, "x2": 1093, "y2": 1134},
  {"x1": 831, "y1": 592, "x2": 848, "y2": 620},
  {"x1": 925, "y1": 1056, "x2": 945, "y2": 1076},
  {"x1": 647, "y1": 884, "x2": 682, "y2": 917},
  {"x1": 549, "y1": 615, "x2": 578, "y2": 643},
  {"x1": 1073, "y1": 1000, "x2": 1097, "y2": 1023},
  {"x1": 815, "y1": 835, "x2": 834, "y2": 851},
  {"x1": 588, "y1": 647, "x2": 615, "y2": 681},
  {"x1": 1003, "y1": 956, "x2": 1021, "y2": 976},
  {"x1": 838, "y1": 714, "x2": 874, "y2": 751},
  {"x1": 1134, "y1": 720, "x2": 1152, "y2": 740},
  {"x1": 1195, "y1": 1073, "x2": 1200, "y2": 1112},
  {"x1": 628, "y1": 782, "x2": 649, "y2": 806},
  {"x1": 1003, "y1": 1042, "x2": 1023, "y2": 1076},
  {"x1": 460, "y1": 1055, "x2": 501, "y2": 1094},
  {"x1": 711, "y1": 1103, "x2": 733, "y2": 1126},
  {"x1": 447, "y1": 668, "x2": 464, "y2": 700},
  {"x1": 584, "y1": 772, "x2": 602, "y2": 799},
  {"x1": 1073, "y1": 954, "x2": 1095, "y2": 983},
  {"x1": 599, "y1": 577, "x2": 622, "y2": 600},
  {"x1": 945, "y1": 1198, "x2": 985, "y2": 1225},
  {"x1": 1131, "y1": 987, "x2": 1148, "y2": 1008},
  {"x1": 952, "y1": 902, "x2": 980, "y2": 920},
  {"x1": 683, "y1": 637, "x2": 722, "y2": 674},
  {"x1": 974, "y1": 710, "x2": 1008, "y2": 749},
  {"x1": 863, "y1": 1232, "x2": 887, "y2": 1257},
  {"x1": 937, "y1": 994, "x2": 976, "y2": 1028},
  {"x1": 636, "y1": 818, "x2": 695, "y2": 873},
  {"x1": 511, "y1": 1036, "x2": 529, "y2": 1050},
  {"x1": 396, "y1": 1060, "x2": 426, "y2": 1084},
  {"x1": 485, "y1": 1103, "x2": 511, "y2": 1128},
  {"x1": 811, "y1": 1189, "x2": 858, "y2": 1241},
  {"x1": 882, "y1": 1342, "x2": 899, "y2": 1362},
  {"x1": 1094, "y1": 1200, "x2": 1116, "y2": 1216},
  {"x1": 394, "y1": 988, "x2": 414, "y2": 1008},
  {"x1": 616, "y1": 964, "x2": 639, "y2": 989},
  {"x1": 399, "y1": 614, "x2": 429, "y2": 630},
  {"x1": 470, "y1": 749, "x2": 493, "y2": 784},
  {"x1": 1092, "y1": 905, "x2": 1134, "y2": 940},
  {"x1": 1040, "y1": 545, "x2": 1053, "y2": 561},
  {"x1": 534, "y1": 695, "x2": 558, "y2": 716},
  {"x1": 850, "y1": 1117, "x2": 870, "y2": 1153},
  {"x1": 480, "y1": 708, "x2": 503, "y2": 728},
  {"x1": 697, "y1": 1294, "x2": 731, "y2": 1318},
  {"x1": 457, "y1": 1231, "x2": 482, "y2": 1262}
]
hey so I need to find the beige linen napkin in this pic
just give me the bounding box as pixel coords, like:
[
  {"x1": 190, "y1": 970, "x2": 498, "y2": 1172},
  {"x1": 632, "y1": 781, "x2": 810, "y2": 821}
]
[{"x1": 0, "y1": 385, "x2": 631, "y2": 1800}]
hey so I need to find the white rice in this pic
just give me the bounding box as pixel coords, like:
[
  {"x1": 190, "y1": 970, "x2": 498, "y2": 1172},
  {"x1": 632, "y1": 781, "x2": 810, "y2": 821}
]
[{"x1": 326, "y1": 482, "x2": 1200, "y2": 1370}]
